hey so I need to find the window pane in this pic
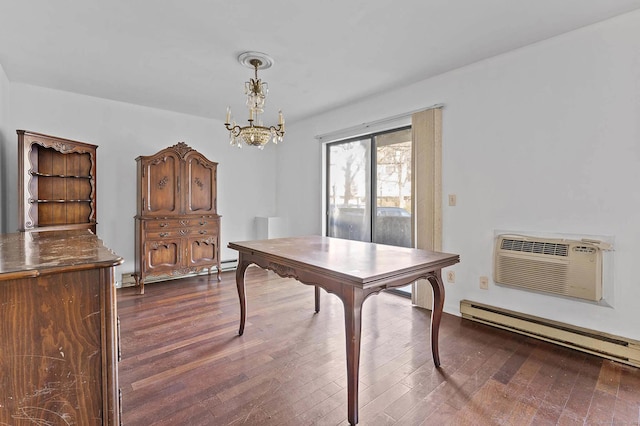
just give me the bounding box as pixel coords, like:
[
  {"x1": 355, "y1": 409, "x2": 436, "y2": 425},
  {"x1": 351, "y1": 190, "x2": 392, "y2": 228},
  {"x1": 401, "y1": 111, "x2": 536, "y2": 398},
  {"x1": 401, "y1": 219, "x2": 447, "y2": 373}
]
[
  {"x1": 374, "y1": 129, "x2": 412, "y2": 247},
  {"x1": 327, "y1": 139, "x2": 371, "y2": 242}
]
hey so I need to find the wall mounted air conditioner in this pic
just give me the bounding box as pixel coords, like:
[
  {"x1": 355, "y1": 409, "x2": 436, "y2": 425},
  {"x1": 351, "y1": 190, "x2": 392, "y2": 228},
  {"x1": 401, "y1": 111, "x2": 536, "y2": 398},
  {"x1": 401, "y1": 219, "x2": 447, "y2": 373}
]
[{"x1": 494, "y1": 234, "x2": 607, "y2": 301}]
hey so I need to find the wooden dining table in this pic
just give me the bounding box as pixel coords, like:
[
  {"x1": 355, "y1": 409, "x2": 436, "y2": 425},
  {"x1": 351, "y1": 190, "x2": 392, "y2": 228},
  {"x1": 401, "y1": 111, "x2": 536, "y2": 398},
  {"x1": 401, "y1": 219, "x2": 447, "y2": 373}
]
[{"x1": 228, "y1": 235, "x2": 460, "y2": 425}]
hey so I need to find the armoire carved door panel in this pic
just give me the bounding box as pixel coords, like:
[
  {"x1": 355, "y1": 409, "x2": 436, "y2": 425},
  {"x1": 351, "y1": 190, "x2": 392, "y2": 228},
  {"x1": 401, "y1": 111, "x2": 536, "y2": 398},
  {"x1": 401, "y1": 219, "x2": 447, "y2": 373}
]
[
  {"x1": 141, "y1": 152, "x2": 180, "y2": 215},
  {"x1": 184, "y1": 152, "x2": 216, "y2": 214},
  {"x1": 146, "y1": 240, "x2": 180, "y2": 273},
  {"x1": 187, "y1": 236, "x2": 218, "y2": 268}
]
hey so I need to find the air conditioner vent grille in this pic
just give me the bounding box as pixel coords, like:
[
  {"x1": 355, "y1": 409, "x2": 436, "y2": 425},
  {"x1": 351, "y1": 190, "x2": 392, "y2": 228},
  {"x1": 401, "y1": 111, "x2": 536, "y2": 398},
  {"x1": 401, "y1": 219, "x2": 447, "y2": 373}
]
[
  {"x1": 497, "y1": 257, "x2": 568, "y2": 293},
  {"x1": 500, "y1": 238, "x2": 569, "y2": 257}
]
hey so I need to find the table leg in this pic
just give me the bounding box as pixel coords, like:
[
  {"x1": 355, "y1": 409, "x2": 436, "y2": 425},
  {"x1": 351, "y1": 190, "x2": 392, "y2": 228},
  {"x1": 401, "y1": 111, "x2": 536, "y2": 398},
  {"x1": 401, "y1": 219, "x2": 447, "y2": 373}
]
[
  {"x1": 427, "y1": 271, "x2": 445, "y2": 367},
  {"x1": 314, "y1": 285, "x2": 320, "y2": 313},
  {"x1": 342, "y1": 287, "x2": 365, "y2": 425},
  {"x1": 236, "y1": 257, "x2": 251, "y2": 336}
]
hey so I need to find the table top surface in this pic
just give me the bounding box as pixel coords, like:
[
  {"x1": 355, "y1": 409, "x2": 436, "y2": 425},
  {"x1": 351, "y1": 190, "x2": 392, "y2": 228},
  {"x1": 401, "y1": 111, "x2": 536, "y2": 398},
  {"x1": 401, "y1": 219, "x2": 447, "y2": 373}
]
[
  {"x1": 0, "y1": 230, "x2": 123, "y2": 279},
  {"x1": 229, "y1": 235, "x2": 459, "y2": 285}
]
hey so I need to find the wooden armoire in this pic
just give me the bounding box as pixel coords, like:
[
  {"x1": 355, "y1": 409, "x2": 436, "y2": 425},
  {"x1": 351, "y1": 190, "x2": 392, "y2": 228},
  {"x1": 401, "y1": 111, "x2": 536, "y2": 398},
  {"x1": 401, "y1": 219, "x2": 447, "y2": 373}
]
[{"x1": 134, "y1": 142, "x2": 221, "y2": 294}]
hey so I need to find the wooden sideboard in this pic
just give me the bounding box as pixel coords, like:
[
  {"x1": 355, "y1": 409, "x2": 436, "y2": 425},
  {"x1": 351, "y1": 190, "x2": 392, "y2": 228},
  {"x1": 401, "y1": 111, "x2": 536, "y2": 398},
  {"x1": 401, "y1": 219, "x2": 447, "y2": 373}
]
[
  {"x1": 0, "y1": 230, "x2": 123, "y2": 425},
  {"x1": 134, "y1": 142, "x2": 221, "y2": 294}
]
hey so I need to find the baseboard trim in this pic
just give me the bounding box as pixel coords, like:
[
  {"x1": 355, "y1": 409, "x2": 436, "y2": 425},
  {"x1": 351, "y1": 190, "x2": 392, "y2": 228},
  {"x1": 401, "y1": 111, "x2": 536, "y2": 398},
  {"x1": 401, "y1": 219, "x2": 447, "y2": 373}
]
[{"x1": 119, "y1": 259, "x2": 238, "y2": 288}]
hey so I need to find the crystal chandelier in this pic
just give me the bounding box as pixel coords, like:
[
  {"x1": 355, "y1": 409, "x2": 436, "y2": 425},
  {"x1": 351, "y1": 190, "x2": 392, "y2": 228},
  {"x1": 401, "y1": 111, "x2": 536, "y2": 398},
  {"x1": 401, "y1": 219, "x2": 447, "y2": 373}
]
[{"x1": 225, "y1": 52, "x2": 285, "y2": 149}]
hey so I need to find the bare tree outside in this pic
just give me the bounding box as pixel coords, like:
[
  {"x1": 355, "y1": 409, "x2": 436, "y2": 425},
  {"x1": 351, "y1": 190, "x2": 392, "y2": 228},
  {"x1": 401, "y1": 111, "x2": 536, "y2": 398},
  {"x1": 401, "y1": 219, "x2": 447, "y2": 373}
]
[{"x1": 376, "y1": 141, "x2": 411, "y2": 210}]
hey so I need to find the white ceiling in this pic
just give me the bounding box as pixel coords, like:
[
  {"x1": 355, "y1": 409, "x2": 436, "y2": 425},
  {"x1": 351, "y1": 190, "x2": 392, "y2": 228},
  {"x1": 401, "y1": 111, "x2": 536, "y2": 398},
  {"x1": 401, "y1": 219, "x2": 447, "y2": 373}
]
[{"x1": 2, "y1": 1, "x2": 640, "y2": 124}]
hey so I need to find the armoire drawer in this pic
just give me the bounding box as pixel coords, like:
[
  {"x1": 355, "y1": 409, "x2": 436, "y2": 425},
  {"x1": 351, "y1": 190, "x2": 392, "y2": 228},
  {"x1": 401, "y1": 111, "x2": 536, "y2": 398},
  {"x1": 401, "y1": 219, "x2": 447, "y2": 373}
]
[
  {"x1": 143, "y1": 217, "x2": 217, "y2": 231},
  {"x1": 144, "y1": 227, "x2": 217, "y2": 240}
]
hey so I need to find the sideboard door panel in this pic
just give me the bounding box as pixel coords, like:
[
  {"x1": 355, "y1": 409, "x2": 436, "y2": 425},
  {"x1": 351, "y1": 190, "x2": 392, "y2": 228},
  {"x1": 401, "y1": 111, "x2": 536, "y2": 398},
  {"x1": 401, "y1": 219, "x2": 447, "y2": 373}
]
[{"x1": 0, "y1": 271, "x2": 102, "y2": 424}]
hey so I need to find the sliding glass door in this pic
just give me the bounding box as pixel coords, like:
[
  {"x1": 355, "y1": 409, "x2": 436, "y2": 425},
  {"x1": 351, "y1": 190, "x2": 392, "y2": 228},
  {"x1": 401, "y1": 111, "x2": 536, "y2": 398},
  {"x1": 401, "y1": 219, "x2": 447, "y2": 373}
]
[
  {"x1": 373, "y1": 129, "x2": 412, "y2": 248},
  {"x1": 326, "y1": 127, "x2": 413, "y2": 282},
  {"x1": 327, "y1": 138, "x2": 372, "y2": 242}
]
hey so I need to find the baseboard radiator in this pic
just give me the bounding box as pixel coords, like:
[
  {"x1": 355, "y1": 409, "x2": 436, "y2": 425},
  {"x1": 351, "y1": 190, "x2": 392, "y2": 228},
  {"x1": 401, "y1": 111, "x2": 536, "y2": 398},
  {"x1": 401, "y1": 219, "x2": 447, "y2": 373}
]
[{"x1": 460, "y1": 299, "x2": 640, "y2": 368}]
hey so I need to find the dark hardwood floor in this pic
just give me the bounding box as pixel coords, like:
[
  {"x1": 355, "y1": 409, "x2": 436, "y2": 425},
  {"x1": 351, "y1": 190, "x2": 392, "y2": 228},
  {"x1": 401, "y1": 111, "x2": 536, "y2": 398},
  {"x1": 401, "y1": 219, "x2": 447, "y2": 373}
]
[{"x1": 118, "y1": 268, "x2": 640, "y2": 425}]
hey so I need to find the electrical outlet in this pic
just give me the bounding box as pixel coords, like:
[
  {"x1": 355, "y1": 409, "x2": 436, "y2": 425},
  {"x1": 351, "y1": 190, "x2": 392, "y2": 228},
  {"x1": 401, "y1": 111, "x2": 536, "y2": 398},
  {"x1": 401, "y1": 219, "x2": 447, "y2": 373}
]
[
  {"x1": 446, "y1": 271, "x2": 455, "y2": 283},
  {"x1": 448, "y1": 194, "x2": 457, "y2": 206},
  {"x1": 479, "y1": 276, "x2": 489, "y2": 290}
]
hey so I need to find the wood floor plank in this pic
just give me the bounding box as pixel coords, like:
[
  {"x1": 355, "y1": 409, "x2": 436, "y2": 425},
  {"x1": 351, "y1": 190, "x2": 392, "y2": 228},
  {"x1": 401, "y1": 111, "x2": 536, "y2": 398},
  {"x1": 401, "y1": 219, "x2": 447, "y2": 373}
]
[
  {"x1": 118, "y1": 269, "x2": 640, "y2": 425},
  {"x1": 585, "y1": 389, "x2": 617, "y2": 424}
]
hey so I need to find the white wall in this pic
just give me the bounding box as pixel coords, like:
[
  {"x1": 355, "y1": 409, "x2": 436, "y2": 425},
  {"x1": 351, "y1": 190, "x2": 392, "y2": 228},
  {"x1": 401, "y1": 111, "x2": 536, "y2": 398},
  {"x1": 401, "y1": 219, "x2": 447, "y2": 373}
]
[
  {"x1": 5, "y1": 84, "x2": 278, "y2": 278},
  {"x1": 277, "y1": 10, "x2": 640, "y2": 340},
  {"x1": 2, "y1": 9, "x2": 639, "y2": 341},
  {"x1": 0, "y1": 62, "x2": 9, "y2": 232}
]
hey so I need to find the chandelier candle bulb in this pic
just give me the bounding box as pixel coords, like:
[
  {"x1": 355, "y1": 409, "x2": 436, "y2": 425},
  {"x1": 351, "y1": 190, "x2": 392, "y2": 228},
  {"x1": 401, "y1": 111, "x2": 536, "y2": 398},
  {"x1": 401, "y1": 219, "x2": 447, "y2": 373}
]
[{"x1": 226, "y1": 107, "x2": 231, "y2": 124}]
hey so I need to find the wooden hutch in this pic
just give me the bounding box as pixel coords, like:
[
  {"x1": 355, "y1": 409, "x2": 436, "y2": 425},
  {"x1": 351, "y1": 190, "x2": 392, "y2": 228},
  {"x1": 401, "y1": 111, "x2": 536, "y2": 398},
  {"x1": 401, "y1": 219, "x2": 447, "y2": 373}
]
[
  {"x1": 17, "y1": 130, "x2": 97, "y2": 233},
  {"x1": 134, "y1": 142, "x2": 221, "y2": 294}
]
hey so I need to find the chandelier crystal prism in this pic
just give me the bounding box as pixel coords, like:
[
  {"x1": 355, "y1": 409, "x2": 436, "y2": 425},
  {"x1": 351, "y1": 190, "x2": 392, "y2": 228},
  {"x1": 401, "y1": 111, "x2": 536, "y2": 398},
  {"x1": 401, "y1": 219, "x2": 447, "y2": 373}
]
[{"x1": 225, "y1": 52, "x2": 285, "y2": 149}]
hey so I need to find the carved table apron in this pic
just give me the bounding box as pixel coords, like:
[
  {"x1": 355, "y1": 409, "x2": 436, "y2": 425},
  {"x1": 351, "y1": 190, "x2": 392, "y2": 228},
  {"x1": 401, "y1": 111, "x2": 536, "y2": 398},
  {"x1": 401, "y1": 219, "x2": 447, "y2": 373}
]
[{"x1": 228, "y1": 236, "x2": 460, "y2": 425}]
